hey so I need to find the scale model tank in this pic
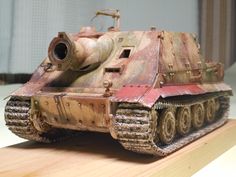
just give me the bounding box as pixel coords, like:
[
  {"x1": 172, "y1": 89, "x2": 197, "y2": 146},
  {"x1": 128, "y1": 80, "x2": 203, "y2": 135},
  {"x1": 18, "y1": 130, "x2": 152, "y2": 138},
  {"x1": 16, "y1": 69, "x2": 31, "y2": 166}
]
[{"x1": 5, "y1": 10, "x2": 232, "y2": 156}]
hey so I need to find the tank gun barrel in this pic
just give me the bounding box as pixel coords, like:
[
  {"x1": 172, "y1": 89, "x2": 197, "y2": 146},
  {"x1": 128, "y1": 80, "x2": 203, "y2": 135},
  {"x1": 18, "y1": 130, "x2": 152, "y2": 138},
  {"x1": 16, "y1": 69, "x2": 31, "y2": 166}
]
[{"x1": 48, "y1": 31, "x2": 113, "y2": 71}]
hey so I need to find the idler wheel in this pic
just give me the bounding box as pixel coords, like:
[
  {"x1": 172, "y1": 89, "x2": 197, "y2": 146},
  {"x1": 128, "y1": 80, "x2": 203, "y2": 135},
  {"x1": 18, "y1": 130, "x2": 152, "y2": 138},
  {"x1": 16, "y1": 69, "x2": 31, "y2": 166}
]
[
  {"x1": 176, "y1": 106, "x2": 191, "y2": 136},
  {"x1": 205, "y1": 99, "x2": 216, "y2": 123},
  {"x1": 159, "y1": 108, "x2": 176, "y2": 145},
  {"x1": 192, "y1": 103, "x2": 205, "y2": 129}
]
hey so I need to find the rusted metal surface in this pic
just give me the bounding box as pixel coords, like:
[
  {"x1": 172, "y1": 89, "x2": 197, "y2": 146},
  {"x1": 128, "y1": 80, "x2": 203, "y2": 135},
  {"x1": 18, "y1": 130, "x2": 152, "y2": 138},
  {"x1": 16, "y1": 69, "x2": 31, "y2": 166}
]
[{"x1": 5, "y1": 10, "x2": 233, "y2": 156}]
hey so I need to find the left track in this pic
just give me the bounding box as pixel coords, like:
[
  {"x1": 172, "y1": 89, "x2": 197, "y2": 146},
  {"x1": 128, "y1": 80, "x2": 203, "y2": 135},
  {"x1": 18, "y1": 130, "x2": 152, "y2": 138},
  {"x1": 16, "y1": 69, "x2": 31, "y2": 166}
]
[{"x1": 112, "y1": 92, "x2": 230, "y2": 156}]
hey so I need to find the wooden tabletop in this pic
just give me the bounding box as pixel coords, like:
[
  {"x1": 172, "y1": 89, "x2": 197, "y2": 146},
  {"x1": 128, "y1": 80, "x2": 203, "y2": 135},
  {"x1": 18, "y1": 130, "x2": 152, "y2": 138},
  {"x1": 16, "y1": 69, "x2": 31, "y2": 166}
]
[{"x1": 0, "y1": 120, "x2": 236, "y2": 177}]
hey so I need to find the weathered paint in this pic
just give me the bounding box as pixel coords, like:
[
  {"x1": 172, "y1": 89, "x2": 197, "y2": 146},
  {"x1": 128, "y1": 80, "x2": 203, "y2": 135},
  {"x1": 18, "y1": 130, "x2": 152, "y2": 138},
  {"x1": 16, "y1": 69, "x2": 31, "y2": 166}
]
[
  {"x1": 10, "y1": 26, "x2": 232, "y2": 132},
  {"x1": 33, "y1": 93, "x2": 110, "y2": 132},
  {"x1": 111, "y1": 85, "x2": 150, "y2": 102},
  {"x1": 113, "y1": 83, "x2": 232, "y2": 108}
]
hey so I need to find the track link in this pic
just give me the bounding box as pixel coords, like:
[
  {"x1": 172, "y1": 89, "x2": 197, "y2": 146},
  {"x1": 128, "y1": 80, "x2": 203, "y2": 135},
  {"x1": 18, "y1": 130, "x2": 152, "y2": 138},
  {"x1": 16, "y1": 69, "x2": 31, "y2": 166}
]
[
  {"x1": 5, "y1": 97, "x2": 70, "y2": 143},
  {"x1": 112, "y1": 92, "x2": 230, "y2": 156}
]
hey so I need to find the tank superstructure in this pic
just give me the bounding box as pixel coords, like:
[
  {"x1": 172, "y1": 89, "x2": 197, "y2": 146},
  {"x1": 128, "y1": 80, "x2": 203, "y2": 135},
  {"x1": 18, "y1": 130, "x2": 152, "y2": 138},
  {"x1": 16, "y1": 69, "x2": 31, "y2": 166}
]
[{"x1": 5, "y1": 10, "x2": 232, "y2": 156}]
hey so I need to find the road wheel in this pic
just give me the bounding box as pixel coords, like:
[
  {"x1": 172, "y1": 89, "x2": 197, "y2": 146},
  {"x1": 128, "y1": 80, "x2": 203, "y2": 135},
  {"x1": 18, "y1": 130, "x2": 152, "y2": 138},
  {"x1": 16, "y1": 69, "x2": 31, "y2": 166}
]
[
  {"x1": 176, "y1": 106, "x2": 191, "y2": 136},
  {"x1": 205, "y1": 99, "x2": 216, "y2": 123},
  {"x1": 159, "y1": 108, "x2": 176, "y2": 145},
  {"x1": 192, "y1": 103, "x2": 205, "y2": 129}
]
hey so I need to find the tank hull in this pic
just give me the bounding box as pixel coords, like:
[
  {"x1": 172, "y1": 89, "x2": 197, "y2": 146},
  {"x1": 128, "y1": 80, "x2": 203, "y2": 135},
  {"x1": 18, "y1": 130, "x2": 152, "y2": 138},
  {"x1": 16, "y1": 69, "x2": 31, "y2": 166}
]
[
  {"x1": 5, "y1": 89, "x2": 231, "y2": 156},
  {"x1": 4, "y1": 22, "x2": 233, "y2": 156},
  {"x1": 32, "y1": 92, "x2": 110, "y2": 133}
]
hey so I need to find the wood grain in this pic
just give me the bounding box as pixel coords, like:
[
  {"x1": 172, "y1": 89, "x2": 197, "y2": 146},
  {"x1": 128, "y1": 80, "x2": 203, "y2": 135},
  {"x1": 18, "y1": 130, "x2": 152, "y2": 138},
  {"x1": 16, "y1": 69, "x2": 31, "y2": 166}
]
[{"x1": 0, "y1": 120, "x2": 236, "y2": 177}]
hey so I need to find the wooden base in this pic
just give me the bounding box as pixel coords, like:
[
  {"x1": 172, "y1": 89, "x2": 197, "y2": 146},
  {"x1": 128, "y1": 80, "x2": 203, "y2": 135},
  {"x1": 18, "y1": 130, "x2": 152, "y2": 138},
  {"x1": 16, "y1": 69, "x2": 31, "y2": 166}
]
[{"x1": 1, "y1": 120, "x2": 236, "y2": 177}]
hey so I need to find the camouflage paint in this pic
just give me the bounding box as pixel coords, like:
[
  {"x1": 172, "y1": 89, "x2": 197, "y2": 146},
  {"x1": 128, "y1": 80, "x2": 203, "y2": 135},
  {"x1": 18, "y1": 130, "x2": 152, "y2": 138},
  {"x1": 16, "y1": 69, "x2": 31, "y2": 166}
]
[{"x1": 10, "y1": 28, "x2": 232, "y2": 132}]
